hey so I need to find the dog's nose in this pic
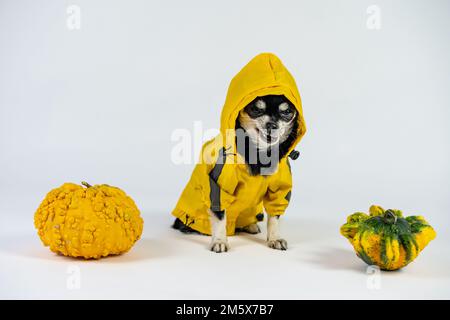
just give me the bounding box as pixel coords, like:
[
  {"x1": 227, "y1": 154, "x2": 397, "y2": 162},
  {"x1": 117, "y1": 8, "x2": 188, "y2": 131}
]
[{"x1": 266, "y1": 122, "x2": 279, "y2": 131}]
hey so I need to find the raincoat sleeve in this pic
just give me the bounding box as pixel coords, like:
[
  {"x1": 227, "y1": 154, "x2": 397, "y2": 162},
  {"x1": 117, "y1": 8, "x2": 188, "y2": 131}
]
[
  {"x1": 193, "y1": 144, "x2": 239, "y2": 212},
  {"x1": 263, "y1": 159, "x2": 292, "y2": 216}
]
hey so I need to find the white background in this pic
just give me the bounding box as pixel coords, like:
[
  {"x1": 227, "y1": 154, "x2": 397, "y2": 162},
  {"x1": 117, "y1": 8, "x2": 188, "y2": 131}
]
[{"x1": 0, "y1": 0, "x2": 449, "y2": 299}]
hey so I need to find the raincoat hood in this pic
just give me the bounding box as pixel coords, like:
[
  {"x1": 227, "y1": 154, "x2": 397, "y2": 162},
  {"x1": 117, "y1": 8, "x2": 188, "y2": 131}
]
[{"x1": 220, "y1": 53, "x2": 306, "y2": 154}]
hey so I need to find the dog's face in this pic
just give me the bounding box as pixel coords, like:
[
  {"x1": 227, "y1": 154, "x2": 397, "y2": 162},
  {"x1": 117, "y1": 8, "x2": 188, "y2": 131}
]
[{"x1": 237, "y1": 95, "x2": 297, "y2": 149}]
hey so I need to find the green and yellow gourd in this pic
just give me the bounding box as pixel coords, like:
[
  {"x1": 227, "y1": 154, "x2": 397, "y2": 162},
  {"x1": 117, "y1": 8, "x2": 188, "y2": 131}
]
[{"x1": 341, "y1": 205, "x2": 436, "y2": 270}]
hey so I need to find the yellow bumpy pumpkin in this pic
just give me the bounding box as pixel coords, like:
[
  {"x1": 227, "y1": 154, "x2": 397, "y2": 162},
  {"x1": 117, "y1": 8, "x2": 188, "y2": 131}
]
[
  {"x1": 341, "y1": 205, "x2": 436, "y2": 270},
  {"x1": 34, "y1": 182, "x2": 144, "y2": 259}
]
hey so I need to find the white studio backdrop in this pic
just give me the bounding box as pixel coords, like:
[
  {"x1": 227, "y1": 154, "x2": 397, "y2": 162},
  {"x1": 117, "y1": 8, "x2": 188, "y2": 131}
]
[{"x1": 0, "y1": 0, "x2": 449, "y2": 250}]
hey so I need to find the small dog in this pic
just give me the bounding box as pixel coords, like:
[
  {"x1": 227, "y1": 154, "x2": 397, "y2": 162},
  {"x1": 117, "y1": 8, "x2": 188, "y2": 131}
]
[{"x1": 171, "y1": 53, "x2": 305, "y2": 252}]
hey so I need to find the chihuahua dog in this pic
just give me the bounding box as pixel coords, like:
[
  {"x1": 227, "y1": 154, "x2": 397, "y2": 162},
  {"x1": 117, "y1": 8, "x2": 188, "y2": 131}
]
[
  {"x1": 171, "y1": 53, "x2": 305, "y2": 253},
  {"x1": 173, "y1": 94, "x2": 299, "y2": 252}
]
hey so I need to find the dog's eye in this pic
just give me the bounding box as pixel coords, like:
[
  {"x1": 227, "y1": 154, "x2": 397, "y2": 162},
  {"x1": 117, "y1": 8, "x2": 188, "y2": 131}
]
[
  {"x1": 247, "y1": 100, "x2": 266, "y2": 117},
  {"x1": 250, "y1": 105, "x2": 264, "y2": 113},
  {"x1": 248, "y1": 107, "x2": 263, "y2": 118}
]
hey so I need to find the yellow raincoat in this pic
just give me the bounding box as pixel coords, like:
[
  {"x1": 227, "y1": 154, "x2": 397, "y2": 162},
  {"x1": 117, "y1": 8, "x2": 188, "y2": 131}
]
[{"x1": 172, "y1": 53, "x2": 306, "y2": 235}]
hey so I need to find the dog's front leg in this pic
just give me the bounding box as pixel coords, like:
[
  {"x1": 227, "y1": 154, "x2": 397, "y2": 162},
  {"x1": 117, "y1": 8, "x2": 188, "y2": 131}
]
[
  {"x1": 267, "y1": 215, "x2": 288, "y2": 250},
  {"x1": 209, "y1": 209, "x2": 229, "y2": 253}
]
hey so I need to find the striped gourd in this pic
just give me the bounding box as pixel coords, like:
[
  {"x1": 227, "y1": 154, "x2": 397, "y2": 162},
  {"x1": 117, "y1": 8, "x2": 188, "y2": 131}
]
[{"x1": 341, "y1": 205, "x2": 436, "y2": 270}]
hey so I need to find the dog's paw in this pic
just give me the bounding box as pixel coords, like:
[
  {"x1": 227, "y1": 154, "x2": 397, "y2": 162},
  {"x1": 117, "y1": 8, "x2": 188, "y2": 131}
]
[
  {"x1": 210, "y1": 239, "x2": 229, "y2": 253},
  {"x1": 241, "y1": 223, "x2": 261, "y2": 234},
  {"x1": 267, "y1": 239, "x2": 288, "y2": 251}
]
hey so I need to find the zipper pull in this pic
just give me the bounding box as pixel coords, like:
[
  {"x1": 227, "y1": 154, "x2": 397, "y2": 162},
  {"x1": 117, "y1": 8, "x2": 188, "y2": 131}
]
[{"x1": 288, "y1": 150, "x2": 300, "y2": 160}]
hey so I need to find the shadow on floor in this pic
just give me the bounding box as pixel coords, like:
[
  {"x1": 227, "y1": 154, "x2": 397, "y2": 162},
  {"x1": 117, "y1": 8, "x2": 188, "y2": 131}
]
[
  {"x1": 100, "y1": 238, "x2": 170, "y2": 263},
  {"x1": 169, "y1": 217, "x2": 342, "y2": 252},
  {"x1": 304, "y1": 246, "x2": 366, "y2": 273},
  {"x1": 235, "y1": 217, "x2": 340, "y2": 246},
  {"x1": 0, "y1": 235, "x2": 162, "y2": 263}
]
